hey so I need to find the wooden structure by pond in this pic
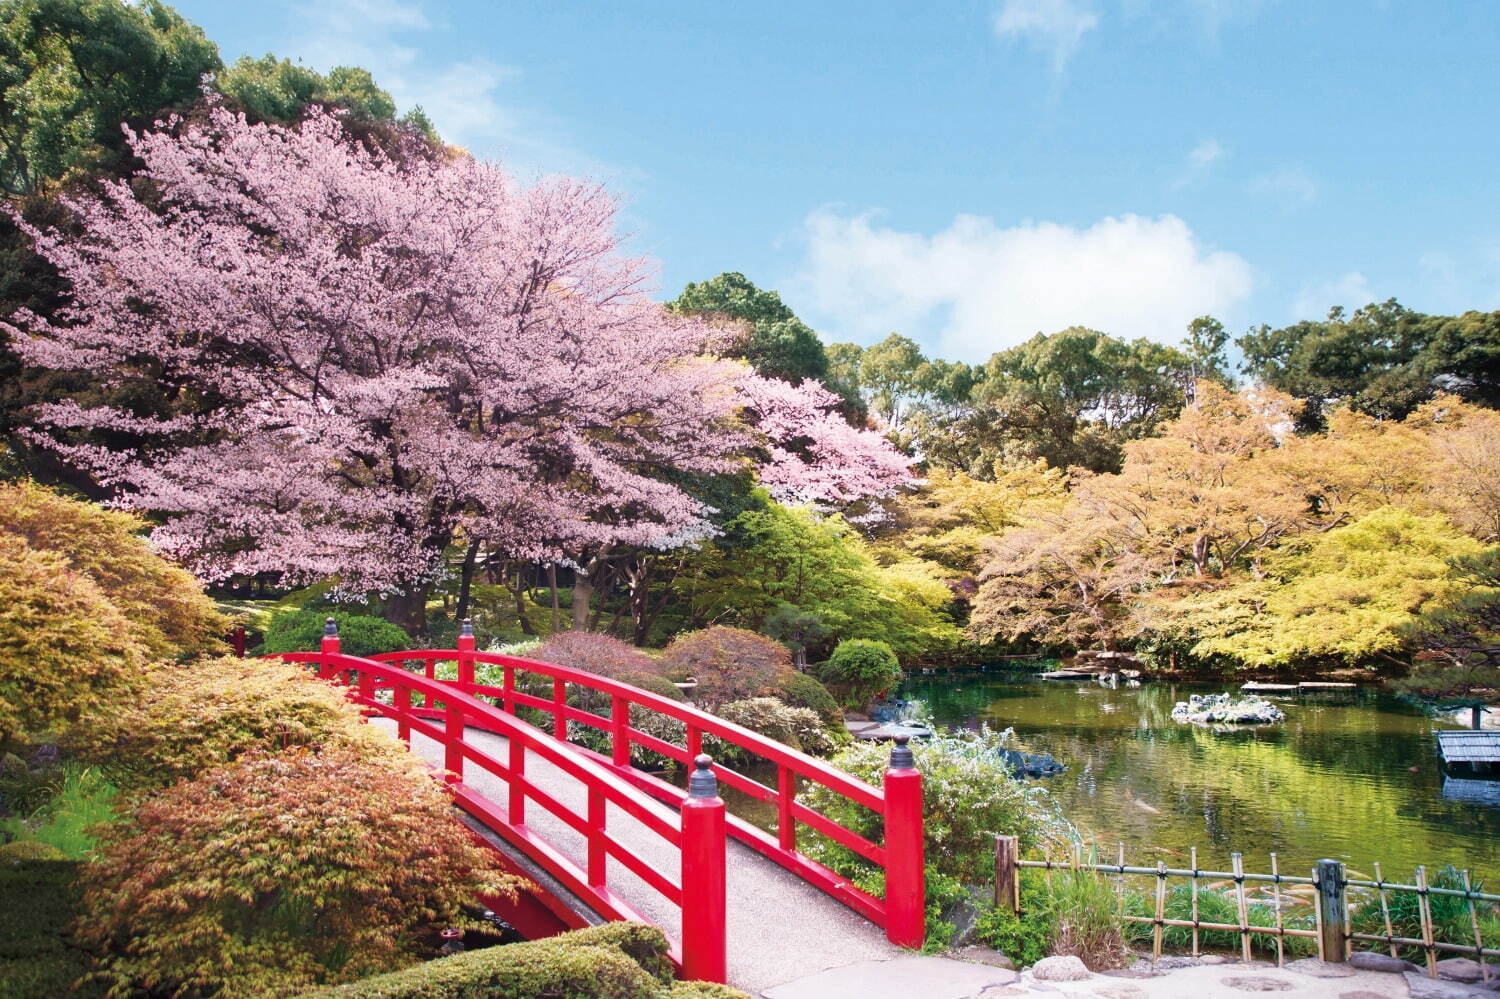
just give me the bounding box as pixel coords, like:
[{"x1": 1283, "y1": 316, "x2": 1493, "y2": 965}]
[{"x1": 1437, "y1": 729, "x2": 1500, "y2": 772}]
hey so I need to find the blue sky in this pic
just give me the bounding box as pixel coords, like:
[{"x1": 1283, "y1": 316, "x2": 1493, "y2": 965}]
[{"x1": 173, "y1": 0, "x2": 1500, "y2": 363}]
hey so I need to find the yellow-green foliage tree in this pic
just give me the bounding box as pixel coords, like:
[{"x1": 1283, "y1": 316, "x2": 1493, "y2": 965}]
[
  {"x1": 79, "y1": 744, "x2": 520, "y2": 997},
  {"x1": 882, "y1": 463, "x2": 1066, "y2": 575},
  {"x1": 69, "y1": 656, "x2": 386, "y2": 792},
  {"x1": 0, "y1": 533, "x2": 145, "y2": 744},
  {"x1": 1151, "y1": 507, "x2": 1488, "y2": 669},
  {"x1": 0, "y1": 482, "x2": 225, "y2": 657}
]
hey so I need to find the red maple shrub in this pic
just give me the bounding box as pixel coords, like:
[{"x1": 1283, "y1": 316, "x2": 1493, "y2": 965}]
[
  {"x1": 660, "y1": 627, "x2": 793, "y2": 708},
  {"x1": 530, "y1": 631, "x2": 667, "y2": 683},
  {"x1": 78, "y1": 745, "x2": 520, "y2": 997}
]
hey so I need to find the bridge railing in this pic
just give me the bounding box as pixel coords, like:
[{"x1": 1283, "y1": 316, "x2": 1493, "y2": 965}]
[
  {"x1": 366, "y1": 628, "x2": 925, "y2": 949},
  {"x1": 266, "y1": 627, "x2": 730, "y2": 982}
]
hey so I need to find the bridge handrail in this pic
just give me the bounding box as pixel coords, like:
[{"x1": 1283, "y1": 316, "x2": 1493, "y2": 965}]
[
  {"x1": 366, "y1": 639, "x2": 925, "y2": 948},
  {"x1": 265, "y1": 644, "x2": 730, "y2": 980}
]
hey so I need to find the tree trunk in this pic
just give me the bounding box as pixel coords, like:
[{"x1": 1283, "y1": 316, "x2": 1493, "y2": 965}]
[
  {"x1": 572, "y1": 567, "x2": 593, "y2": 631},
  {"x1": 512, "y1": 565, "x2": 536, "y2": 635},
  {"x1": 454, "y1": 539, "x2": 481, "y2": 624},
  {"x1": 385, "y1": 583, "x2": 432, "y2": 637},
  {"x1": 548, "y1": 563, "x2": 560, "y2": 632}
]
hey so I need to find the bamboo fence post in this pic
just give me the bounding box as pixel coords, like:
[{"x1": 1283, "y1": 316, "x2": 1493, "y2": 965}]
[
  {"x1": 1374, "y1": 862, "x2": 1397, "y2": 958},
  {"x1": 1416, "y1": 866, "x2": 1438, "y2": 978},
  {"x1": 1270, "y1": 852, "x2": 1285, "y2": 968},
  {"x1": 1232, "y1": 852, "x2": 1252, "y2": 963},
  {"x1": 1313, "y1": 863, "x2": 1327, "y2": 963},
  {"x1": 1153, "y1": 859, "x2": 1168, "y2": 961},
  {"x1": 1462, "y1": 869, "x2": 1487, "y2": 984},
  {"x1": 1190, "y1": 846, "x2": 1201, "y2": 958}
]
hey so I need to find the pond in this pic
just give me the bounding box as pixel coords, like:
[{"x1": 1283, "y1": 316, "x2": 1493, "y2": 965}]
[{"x1": 899, "y1": 668, "x2": 1500, "y2": 881}]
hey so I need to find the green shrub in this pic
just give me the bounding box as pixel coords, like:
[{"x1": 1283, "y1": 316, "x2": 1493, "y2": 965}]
[
  {"x1": 1039, "y1": 860, "x2": 1129, "y2": 970},
  {"x1": 70, "y1": 655, "x2": 379, "y2": 793},
  {"x1": 0, "y1": 857, "x2": 104, "y2": 998},
  {"x1": 262, "y1": 608, "x2": 411, "y2": 658},
  {"x1": 821, "y1": 639, "x2": 901, "y2": 710},
  {"x1": 975, "y1": 875, "x2": 1054, "y2": 967},
  {"x1": 803, "y1": 728, "x2": 1069, "y2": 887},
  {"x1": 0, "y1": 839, "x2": 65, "y2": 861},
  {"x1": 661, "y1": 627, "x2": 793, "y2": 708},
  {"x1": 78, "y1": 746, "x2": 521, "y2": 997},
  {"x1": 709, "y1": 698, "x2": 834, "y2": 760},
  {"x1": 306, "y1": 922, "x2": 748, "y2": 999},
  {"x1": 777, "y1": 672, "x2": 843, "y2": 727}
]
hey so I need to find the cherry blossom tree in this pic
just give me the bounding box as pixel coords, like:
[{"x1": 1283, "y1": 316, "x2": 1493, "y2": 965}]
[{"x1": 4, "y1": 106, "x2": 908, "y2": 630}]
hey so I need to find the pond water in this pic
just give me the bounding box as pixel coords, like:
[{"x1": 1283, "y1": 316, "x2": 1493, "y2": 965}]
[{"x1": 899, "y1": 668, "x2": 1500, "y2": 881}]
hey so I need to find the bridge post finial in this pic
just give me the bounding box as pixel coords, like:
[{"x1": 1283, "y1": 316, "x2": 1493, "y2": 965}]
[
  {"x1": 456, "y1": 618, "x2": 476, "y2": 684},
  {"x1": 681, "y1": 753, "x2": 727, "y2": 982},
  {"x1": 688, "y1": 754, "x2": 718, "y2": 799},
  {"x1": 889, "y1": 733, "x2": 915, "y2": 770},
  {"x1": 460, "y1": 617, "x2": 474, "y2": 639},
  {"x1": 323, "y1": 616, "x2": 338, "y2": 637},
  {"x1": 320, "y1": 617, "x2": 341, "y2": 662}
]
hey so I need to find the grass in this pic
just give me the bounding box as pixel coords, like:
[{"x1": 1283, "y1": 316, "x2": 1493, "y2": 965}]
[{"x1": 0, "y1": 765, "x2": 117, "y2": 859}]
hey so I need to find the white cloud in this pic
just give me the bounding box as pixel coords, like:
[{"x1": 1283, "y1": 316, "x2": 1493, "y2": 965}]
[
  {"x1": 1250, "y1": 165, "x2": 1318, "y2": 204},
  {"x1": 796, "y1": 209, "x2": 1253, "y2": 362},
  {"x1": 1188, "y1": 137, "x2": 1223, "y2": 169},
  {"x1": 1291, "y1": 271, "x2": 1374, "y2": 320},
  {"x1": 994, "y1": 0, "x2": 1100, "y2": 72}
]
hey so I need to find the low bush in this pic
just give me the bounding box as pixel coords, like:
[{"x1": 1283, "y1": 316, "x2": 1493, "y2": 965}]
[
  {"x1": 710, "y1": 698, "x2": 835, "y2": 760},
  {"x1": 974, "y1": 875, "x2": 1054, "y2": 967},
  {"x1": 0, "y1": 482, "x2": 226, "y2": 658},
  {"x1": 661, "y1": 627, "x2": 793, "y2": 708},
  {"x1": 308, "y1": 922, "x2": 748, "y2": 999},
  {"x1": 1350, "y1": 865, "x2": 1485, "y2": 962},
  {"x1": 0, "y1": 534, "x2": 145, "y2": 745},
  {"x1": 69, "y1": 656, "x2": 377, "y2": 792},
  {"x1": 262, "y1": 608, "x2": 412, "y2": 658},
  {"x1": 777, "y1": 672, "x2": 843, "y2": 727},
  {"x1": 78, "y1": 746, "x2": 521, "y2": 997},
  {"x1": 0, "y1": 857, "x2": 104, "y2": 998},
  {"x1": 530, "y1": 631, "x2": 667, "y2": 681},
  {"x1": 820, "y1": 639, "x2": 901, "y2": 710},
  {"x1": 804, "y1": 728, "x2": 1070, "y2": 887}
]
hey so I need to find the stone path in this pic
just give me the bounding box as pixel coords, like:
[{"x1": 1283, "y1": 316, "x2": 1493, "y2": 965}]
[{"x1": 375, "y1": 720, "x2": 901, "y2": 996}]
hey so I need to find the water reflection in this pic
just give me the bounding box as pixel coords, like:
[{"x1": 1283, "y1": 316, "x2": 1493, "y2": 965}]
[{"x1": 901, "y1": 670, "x2": 1500, "y2": 879}]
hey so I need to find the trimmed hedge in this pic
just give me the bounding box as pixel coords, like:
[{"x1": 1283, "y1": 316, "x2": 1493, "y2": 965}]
[
  {"x1": 777, "y1": 672, "x2": 843, "y2": 726},
  {"x1": 306, "y1": 923, "x2": 748, "y2": 999},
  {"x1": 262, "y1": 608, "x2": 411, "y2": 658}
]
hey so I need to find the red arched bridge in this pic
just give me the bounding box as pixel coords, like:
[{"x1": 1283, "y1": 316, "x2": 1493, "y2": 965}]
[{"x1": 264, "y1": 620, "x2": 925, "y2": 992}]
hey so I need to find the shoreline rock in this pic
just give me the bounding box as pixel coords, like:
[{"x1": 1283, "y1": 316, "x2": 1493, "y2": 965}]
[{"x1": 1172, "y1": 692, "x2": 1286, "y2": 725}]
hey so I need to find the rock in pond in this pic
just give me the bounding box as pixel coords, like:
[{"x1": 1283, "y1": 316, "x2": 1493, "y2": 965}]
[
  {"x1": 1030, "y1": 955, "x2": 1092, "y2": 981},
  {"x1": 1172, "y1": 692, "x2": 1286, "y2": 725}
]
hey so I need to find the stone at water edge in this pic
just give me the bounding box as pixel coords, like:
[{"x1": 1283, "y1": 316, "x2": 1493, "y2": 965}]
[
  {"x1": 1171, "y1": 692, "x2": 1286, "y2": 725},
  {"x1": 1405, "y1": 970, "x2": 1500, "y2": 999},
  {"x1": 1030, "y1": 955, "x2": 1092, "y2": 981},
  {"x1": 1219, "y1": 975, "x2": 1295, "y2": 992},
  {"x1": 950, "y1": 944, "x2": 1017, "y2": 971},
  {"x1": 1437, "y1": 958, "x2": 1490, "y2": 984},
  {"x1": 1283, "y1": 957, "x2": 1357, "y2": 978},
  {"x1": 1349, "y1": 951, "x2": 1421, "y2": 973}
]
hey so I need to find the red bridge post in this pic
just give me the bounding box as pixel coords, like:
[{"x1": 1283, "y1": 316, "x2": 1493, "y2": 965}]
[
  {"x1": 680, "y1": 754, "x2": 727, "y2": 983},
  {"x1": 883, "y1": 735, "x2": 925, "y2": 948},
  {"x1": 319, "y1": 617, "x2": 341, "y2": 680},
  {"x1": 457, "y1": 618, "x2": 476, "y2": 689}
]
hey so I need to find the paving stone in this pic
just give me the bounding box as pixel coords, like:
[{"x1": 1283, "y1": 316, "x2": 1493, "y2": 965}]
[
  {"x1": 1220, "y1": 974, "x2": 1295, "y2": 992},
  {"x1": 1339, "y1": 992, "x2": 1396, "y2": 999},
  {"x1": 760, "y1": 956, "x2": 1020, "y2": 999},
  {"x1": 1198, "y1": 955, "x2": 1229, "y2": 965},
  {"x1": 951, "y1": 945, "x2": 1017, "y2": 970},
  {"x1": 1089, "y1": 984, "x2": 1148, "y2": 999},
  {"x1": 1405, "y1": 970, "x2": 1500, "y2": 999},
  {"x1": 1283, "y1": 957, "x2": 1356, "y2": 978},
  {"x1": 1031, "y1": 955, "x2": 1093, "y2": 981},
  {"x1": 1349, "y1": 951, "x2": 1420, "y2": 974}
]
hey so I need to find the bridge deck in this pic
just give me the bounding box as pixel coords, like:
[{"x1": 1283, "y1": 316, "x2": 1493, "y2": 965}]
[{"x1": 374, "y1": 720, "x2": 900, "y2": 995}]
